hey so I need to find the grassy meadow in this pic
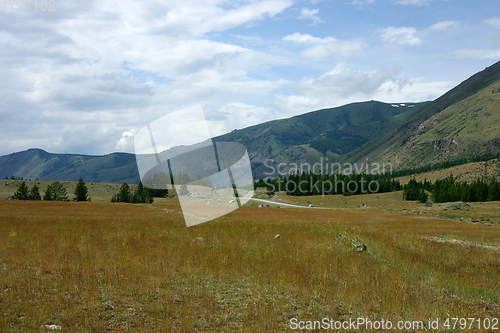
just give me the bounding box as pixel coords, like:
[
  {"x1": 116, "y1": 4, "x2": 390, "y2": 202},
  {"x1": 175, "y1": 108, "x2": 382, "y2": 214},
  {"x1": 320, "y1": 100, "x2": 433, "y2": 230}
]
[
  {"x1": 0, "y1": 186, "x2": 499, "y2": 331},
  {"x1": 395, "y1": 159, "x2": 500, "y2": 186}
]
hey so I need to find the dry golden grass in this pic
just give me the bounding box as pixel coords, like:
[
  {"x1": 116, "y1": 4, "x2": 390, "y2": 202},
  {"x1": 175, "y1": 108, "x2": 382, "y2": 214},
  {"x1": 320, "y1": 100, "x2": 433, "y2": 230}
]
[
  {"x1": 396, "y1": 159, "x2": 500, "y2": 185},
  {"x1": 0, "y1": 196, "x2": 499, "y2": 331}
]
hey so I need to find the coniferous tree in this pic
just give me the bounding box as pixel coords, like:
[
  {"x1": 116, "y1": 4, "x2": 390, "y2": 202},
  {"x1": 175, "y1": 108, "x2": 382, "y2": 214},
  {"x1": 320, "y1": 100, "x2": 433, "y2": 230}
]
[
  {"x1": 403, "y1": 179, "x2": 420, "y2": 200},
  {"x1": 13, "y1": 182, "x2": 29, "y2": 200},
  {"x1": 489, "y1": 181, "x2": 500, "y2": 201},
  {"x1": 52, "y1": 181, "x2": 68, "y2": 201},
  {"x1": 460, "y1": 186, "x2": 469, "y2": 202},
  {"x1": 479, "y1": 182, "x2": 489, "y2": 202},
  {"x1": 418, "y1": 189, "x2": 428, "y2": 203},
  {"x1": 29, "y1": 185, "x2": 41, "y2": 200},
  {"x1": 132, "y1": 181, "x2": 153, "y2": 203},
  {"x1": 134, "y1": 181, "x2": 145, "y2": 202},
  {"x1": 74, "y1": 177, "x2": 89, "y2": 201},
  {"x1": 43, "y1": 185, "x2": 52, "y2": 201},
  {"x1": 43, "y1": 181, "x2": 68, "y2": 201},
  {"x1": 117, "y1": 182, "x2": 131, "y2": 203},
  {"x1": 112, "y1": 182, "x2": 155, "y2": 203}
]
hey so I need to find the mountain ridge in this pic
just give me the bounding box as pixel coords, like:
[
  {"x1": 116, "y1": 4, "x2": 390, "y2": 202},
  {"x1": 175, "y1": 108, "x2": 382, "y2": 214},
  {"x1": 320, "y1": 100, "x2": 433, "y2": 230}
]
[
  {"x1": 0, "y1": 148, "x2": 140, "y2": 184},
  {"x1": 2, "y1": 60, "x2": 500, "y2": 184},
  {"x1": 344, "y1": 60, "x2": 500, "y2": 170},
  {"x1": 0, "y1": 100, "x2": 429, "y2": 182}
]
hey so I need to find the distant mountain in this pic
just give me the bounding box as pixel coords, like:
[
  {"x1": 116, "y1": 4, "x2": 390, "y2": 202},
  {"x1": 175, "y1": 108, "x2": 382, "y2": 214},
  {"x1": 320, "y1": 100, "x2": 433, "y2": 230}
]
[
  {"x1": 344, "y1": 60, "x2": 500, "y2": 170},
  {"x1": 214, "y1": 100, "x2": 429, "y2": 178},
  {"x1": 0, "y1": 149, "x2": 140, "y2": 184},
  {"x1": 4, "y1": 56, "x2": 500, "y2": 184},
  {"x1": 0, "y1": 101, "x2": 428, "y2": 182}
]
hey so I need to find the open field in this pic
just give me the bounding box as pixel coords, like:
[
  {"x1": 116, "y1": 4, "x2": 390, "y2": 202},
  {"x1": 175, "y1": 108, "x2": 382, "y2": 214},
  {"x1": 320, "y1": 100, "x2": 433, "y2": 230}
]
[{"x1": 1, "y1": 191, "x2": 499, "y2": 331}]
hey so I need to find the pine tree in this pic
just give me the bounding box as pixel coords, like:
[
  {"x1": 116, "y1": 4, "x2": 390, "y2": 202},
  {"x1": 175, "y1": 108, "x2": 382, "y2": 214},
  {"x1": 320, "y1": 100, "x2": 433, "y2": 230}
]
[
  {"x1": 489, "y1": 181, "x2": 500, "y2": 201},
  {"x1": 43, "y1": 184, "x2": 53, "y2": 201},
  {"x1": 29, "y1": 185, "x2": 41, "y2": 200},
  {"x1": 74, "y1": 177, "x2": 89, "y2": 201},
  {"x1": 403, "y1": 179, "x2": 420, "y2": 200},
  {"x1": 43, "y1": 181, "x2": 68, "y2": 201},
  {"x1": 418, "y1": 189, "x2": 428, "y2": 203},
  {"x1": 131, "y1": 181, "x2": 154, "y2": 203},
  {"x1": 134, "y1": 181, "x2": 145, "y2": 203},
  {"x1": 479, "y1": 182, "x2": 488, "y2": 202},
  {"x1": 117, "y1": 182, "x2": 131, "y2": 203},
  {"x1": 13, "y1": 182, "x2": 29, "y2": 200}
]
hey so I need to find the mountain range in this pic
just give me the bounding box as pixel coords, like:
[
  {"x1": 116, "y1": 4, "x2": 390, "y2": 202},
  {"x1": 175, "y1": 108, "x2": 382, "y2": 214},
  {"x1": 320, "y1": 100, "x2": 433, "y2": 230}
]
[
  {"x1": 1, "y1": 60, "x2": 500, "y2": 183},
  {"x1": 344, "y1": 60, "x2": 500, "y2": 169}
]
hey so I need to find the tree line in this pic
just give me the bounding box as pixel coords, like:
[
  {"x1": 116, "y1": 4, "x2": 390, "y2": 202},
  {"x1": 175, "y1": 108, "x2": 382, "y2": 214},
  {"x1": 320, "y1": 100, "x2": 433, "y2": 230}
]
[
  {"x1": 404, "y1": 176, "x2": 500, "y2": 203},
  {"x1": 11, "y1": 177, "x2": 169, "y2": 204},
  {"x1": 255, "y1": 172, "x2": 401, "y2": 197},
  {"x1": 256, "y1": 172, "x2": 500, "y2": 204},
  {"x1": 111, "y1": 181, "x2": 169, "y2": 203},
  {"x1": 13, "y1": 177, "x2": 89, "y2": 201}
]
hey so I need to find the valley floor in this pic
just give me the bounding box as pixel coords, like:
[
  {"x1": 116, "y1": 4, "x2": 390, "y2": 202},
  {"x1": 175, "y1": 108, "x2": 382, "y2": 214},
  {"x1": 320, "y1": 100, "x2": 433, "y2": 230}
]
[{"x1": 0, "y1": 192, "x2": 499, "y2": 331}]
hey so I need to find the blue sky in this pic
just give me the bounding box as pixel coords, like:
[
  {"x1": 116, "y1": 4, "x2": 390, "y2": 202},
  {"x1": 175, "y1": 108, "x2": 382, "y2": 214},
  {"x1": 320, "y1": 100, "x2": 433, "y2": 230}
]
[{"x1": 0, "y1": 0, "x2": 499, "y2": 156}]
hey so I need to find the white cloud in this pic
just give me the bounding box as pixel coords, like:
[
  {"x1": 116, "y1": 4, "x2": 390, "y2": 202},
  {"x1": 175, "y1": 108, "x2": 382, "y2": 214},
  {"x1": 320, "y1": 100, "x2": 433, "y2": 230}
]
[
  {"x1": 486, "y1": 17, "x2": 500, "y2": 29},
  {"x1": 265, "y1": 63, "x2": 410, "y2": 116},
  {"x1": 380, "y1": 26, "x2": 422, "y2": 45},
  {"x1": 428, "y1": 21, "x2": 459, "y2": 31},
  {"x1": 292, "y1": 63, "x2": 404, "y2": 97},
  {"x1": 0, "y1": 0, "x2": 496, "y2": 158},
  {"x1": 115, "y1": 130, "x2": 137, "y2": 152},
  {"x1": 266, "y1": 65, "x2": 452, "y2": 118},
  {"x1": 207, "y1": 103, "x2": 275, "y2": 136},
  {"x1": 371, "y1": 78, "x2": 452, "y2": 103},
  {"x1": 0, "y1": 0, "x2": 294, "y2": 155},
  {"x1": 187, "y1": 0, "x2": 293, "y2": 35},
  {"x1": 454, "y1": 49, "x2": 500, "y2": 59},
  {"x1": 299, "y1": 8, "x2": 322, "y2": 25},
  {"x1": 283, "y1": 33, "x2": 364, "y2": 60},
  {"x1": 283, "y1": 33, "x2": 330, "y2": 44},
  {"x1": 300, "y1": 41, "x2": 365, "y2": 60}
]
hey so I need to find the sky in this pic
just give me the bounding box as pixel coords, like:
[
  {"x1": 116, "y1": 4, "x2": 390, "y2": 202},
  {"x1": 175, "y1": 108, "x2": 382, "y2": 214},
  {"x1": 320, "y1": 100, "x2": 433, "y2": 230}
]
[{"x1": 0, "y1": 0, "x2": 499, "y2": 156}]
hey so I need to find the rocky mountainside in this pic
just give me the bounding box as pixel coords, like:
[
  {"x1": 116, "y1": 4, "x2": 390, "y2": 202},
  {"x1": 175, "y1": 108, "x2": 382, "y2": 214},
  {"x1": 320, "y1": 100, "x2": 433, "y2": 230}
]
[{"x1": 344, "y1": 60, "x2": 500, "y2": 171}]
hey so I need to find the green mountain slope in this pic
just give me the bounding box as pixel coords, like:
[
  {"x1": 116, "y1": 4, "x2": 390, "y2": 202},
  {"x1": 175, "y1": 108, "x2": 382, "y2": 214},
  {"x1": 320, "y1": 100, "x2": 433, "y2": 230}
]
[
  {"x1": 0, "y1": 101, "x2": 429, "y2": 182},
  {"x1": 214, "y1": 101, "x2": 429, "y2": 178},
  {"x1": 0, "y1": 149, "x2": 140, "y2": 183},
  {"x1": 344, "y1": 60, "x2": 500, "y2": 170}
]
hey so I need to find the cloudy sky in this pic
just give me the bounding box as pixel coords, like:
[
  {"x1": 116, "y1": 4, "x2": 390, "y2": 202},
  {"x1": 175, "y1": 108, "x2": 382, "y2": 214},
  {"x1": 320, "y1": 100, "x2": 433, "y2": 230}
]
[{"x1": 1, "y1": 0, "x2": 499, "y2": 156}]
